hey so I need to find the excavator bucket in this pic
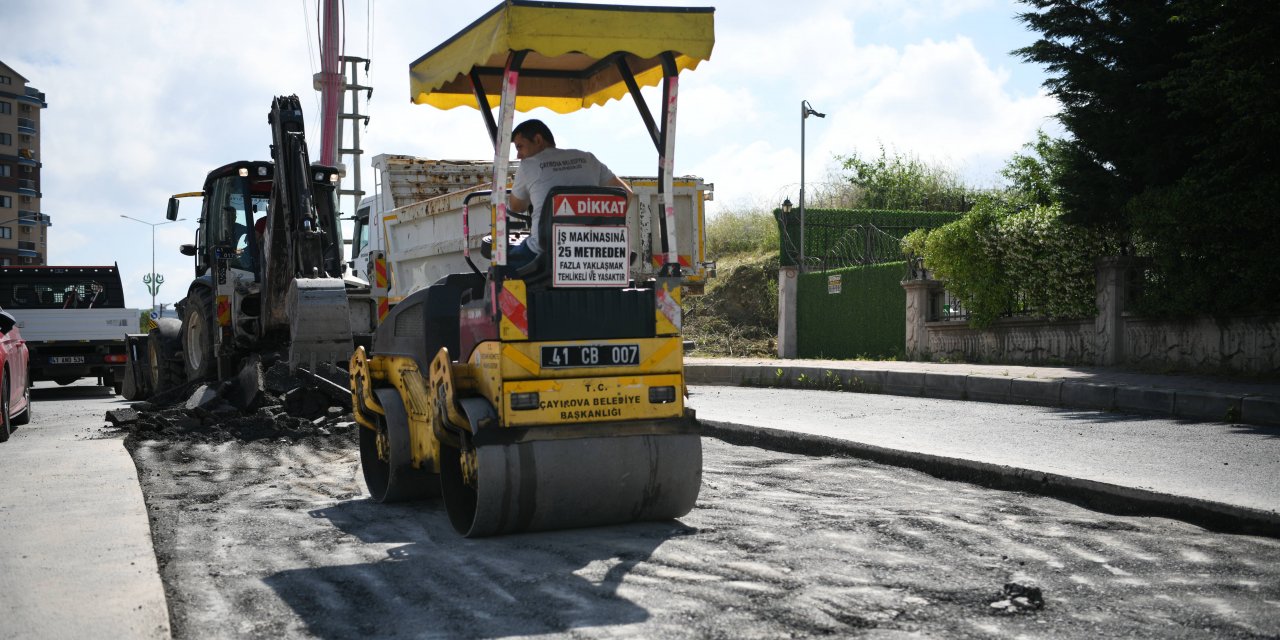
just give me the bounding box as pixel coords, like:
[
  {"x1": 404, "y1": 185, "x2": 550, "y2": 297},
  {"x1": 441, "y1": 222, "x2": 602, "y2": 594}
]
[{"x1": 287, "y1": 278, "x2": 354, "y2": 370}]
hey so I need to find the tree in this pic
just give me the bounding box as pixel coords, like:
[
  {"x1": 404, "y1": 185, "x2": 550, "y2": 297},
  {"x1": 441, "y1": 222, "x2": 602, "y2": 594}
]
[
  {"x1": 1015, "y1": 0, "x2": 1198, "y2": 230},
  {"x1": 835, "y1": 146, "x2": 972, "y2": 212},
  {"x1": 1016, "y1": 0, "x2": 1280, "y2": 314},
  {"x1": 1000, "y1": 130, "x2": 1070, "y2": 208}
]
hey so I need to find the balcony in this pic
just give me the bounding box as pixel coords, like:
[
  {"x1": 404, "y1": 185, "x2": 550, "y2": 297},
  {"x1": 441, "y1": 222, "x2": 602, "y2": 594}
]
[
  {"x1": 20, "y1": 87, "x2": 46, "y2": 108},
  {"x1": 16, "y1": 148, "x2": 37, "y2": 167},
  {"x1": 16, "y1": 210, "x2": 50, "y2": 226},
  {"x1": 16, "y1": 117, "x2": 36, "y2": 134},
  {"x1": 16, "y1": 179, "x2": 39, "y2": 197},
  {"x1": 17, "y1": 240, "x2": 38, "y2": 257}
]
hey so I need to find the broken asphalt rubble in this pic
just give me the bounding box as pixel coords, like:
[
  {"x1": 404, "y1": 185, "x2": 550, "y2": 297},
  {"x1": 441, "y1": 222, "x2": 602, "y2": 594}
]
[{"x1": 104, "y1": 352, "x2": 356, "y2": 444}]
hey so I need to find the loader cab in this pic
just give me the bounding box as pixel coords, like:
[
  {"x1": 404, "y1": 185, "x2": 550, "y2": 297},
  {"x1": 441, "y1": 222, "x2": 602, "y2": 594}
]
[
  {"x1": 172, "y1": 161, "x2": 345, "y2": 281},
  {"x1": 174, "y1": 161, "x2": 274, "y2": 279}
]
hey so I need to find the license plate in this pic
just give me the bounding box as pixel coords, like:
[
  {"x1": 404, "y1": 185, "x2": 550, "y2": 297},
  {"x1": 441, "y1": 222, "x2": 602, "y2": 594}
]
[
  {"x1": 541, "y1": 344, "x2": 640, "y2": 368},
  {"x1": 50, "y1": 356, "x2": 85, "y2": 364}
]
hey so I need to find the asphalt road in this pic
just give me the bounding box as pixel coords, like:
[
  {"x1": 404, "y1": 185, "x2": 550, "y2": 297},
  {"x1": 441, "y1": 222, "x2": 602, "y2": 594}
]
[
  {"x1": 5, "y1": 383, "x2": 1280, "y2": 638},
  {"x1": 133, "y1": 420, "x2": 1279, "y2": 637}
]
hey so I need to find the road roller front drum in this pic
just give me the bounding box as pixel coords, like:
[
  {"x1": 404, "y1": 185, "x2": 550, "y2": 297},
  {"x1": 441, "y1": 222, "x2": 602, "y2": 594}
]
[{"x1": 438, "y1": 430, "x2": 703, "y2": 538}]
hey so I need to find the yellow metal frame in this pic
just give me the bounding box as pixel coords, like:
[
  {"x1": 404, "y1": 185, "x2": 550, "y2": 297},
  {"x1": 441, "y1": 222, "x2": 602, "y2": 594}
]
[
  {"x1": 410, "y1": 1, "x2": 715, "y2": 113},
  {"x1": 351, "y1": 346, "x2": 475, "y2": 472}
]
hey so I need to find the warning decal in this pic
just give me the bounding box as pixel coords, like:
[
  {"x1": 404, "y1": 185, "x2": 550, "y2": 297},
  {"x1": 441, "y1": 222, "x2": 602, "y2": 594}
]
[
  {"x1": 551, "y1": 193, "x2": 628, "y2": 218},
  {"x1": 553, "y1": 224, "x2": 629, "y2": 287}
]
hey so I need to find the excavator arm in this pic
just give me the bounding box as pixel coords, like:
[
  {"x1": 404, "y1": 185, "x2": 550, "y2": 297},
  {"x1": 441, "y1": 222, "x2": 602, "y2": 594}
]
[{"x1": 260, "y1": 95, "x2": 354, "y2": 369}]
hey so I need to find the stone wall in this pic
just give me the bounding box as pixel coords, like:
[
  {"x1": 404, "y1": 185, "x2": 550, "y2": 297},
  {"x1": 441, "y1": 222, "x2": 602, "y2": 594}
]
[
  {"x1": 1124, "y1": 316, "x2": 1280, "y2": 373},
  {"x1": 904, "y1": 257, "x2": 1280, "y2": 374},
  {"x1": 926, "y1": 317, "x2": 1096, "y2": 365}
]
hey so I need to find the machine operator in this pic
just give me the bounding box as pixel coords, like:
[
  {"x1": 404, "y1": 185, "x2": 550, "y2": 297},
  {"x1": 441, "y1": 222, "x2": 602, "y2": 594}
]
[{"x1": 506, "y1": 119, "x2": 633, "y2": 272}]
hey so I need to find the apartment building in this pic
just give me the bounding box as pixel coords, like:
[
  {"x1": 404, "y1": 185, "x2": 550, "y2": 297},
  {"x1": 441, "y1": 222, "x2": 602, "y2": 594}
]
[{"x1": 0, "y1": 60, "x2": 50, "y2": 265}]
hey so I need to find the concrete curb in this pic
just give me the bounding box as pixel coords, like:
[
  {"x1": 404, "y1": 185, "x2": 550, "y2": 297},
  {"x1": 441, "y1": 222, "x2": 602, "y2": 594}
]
[
  {"x1": 685, "y1": 364, "x2": 1280, "y2": 426},
  {"x1": 700, "y1": 419, "x2": 1280, "y2": 538}
]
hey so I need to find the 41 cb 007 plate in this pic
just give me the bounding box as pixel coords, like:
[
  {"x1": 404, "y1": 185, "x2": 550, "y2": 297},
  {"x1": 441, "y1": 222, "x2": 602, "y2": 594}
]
[{"x1": 541, "y1": 344, "x2": 640, "y2": 368}]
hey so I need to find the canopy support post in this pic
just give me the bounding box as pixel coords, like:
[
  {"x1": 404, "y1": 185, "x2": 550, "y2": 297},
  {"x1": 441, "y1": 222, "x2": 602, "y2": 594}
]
[
  {"x1": 486, "y1": 50, "x2": 526, "y2": 316},
  {"x1": 470, "y1": 69, "x2": 500, "y2": 146},
  {"x1": 616, "y1": 58, "x2": 662, "y2": 153},
  {"x1": 657, "y1": 52, "x2": 681, "y2": 278}
]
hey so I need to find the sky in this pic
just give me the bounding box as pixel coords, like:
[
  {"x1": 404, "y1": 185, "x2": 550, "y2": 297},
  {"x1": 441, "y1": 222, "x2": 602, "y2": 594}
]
[{"x1": 1, "y1": 0, "x2": 1060, "y2": 311}]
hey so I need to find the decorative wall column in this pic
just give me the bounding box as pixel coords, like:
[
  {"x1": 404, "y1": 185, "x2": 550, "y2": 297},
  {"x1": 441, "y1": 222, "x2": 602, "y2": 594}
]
[
  {"x1": 902, "y1": 278, "x2": 940, "y2": 360},
  {"x1": 777, "y1": 266, "x2": 800, "y2": 358},
  {"x1": 1095, "y1": 256, "x2": 1136, "y2": 366}
]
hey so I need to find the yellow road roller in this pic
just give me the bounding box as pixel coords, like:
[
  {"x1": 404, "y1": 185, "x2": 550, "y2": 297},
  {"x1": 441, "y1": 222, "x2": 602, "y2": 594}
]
[{"x1": 350, "y1": 0, "x2": 714, "y2": 537}]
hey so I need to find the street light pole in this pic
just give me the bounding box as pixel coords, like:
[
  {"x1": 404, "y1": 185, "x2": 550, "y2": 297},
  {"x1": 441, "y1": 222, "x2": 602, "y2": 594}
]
[
  {"x1": 120, "y1": 215, "x2": 183, "y2": 312},
  {"x1": 800, "y1": 99, "x2": 825, "y2": 272}
]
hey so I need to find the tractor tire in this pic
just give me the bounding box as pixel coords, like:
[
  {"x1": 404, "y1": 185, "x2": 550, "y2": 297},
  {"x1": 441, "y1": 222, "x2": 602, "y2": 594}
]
[
  {"x1": 148, "y1": 318, "x2": 185, "y2": 394},
  {"x1": 182, "y1": 288, "x2": 218, "y2": 383},
  {"x1": 360, "y1": 388, "x2": 439, "y2": 503},
  {"x1": 11, "y1": 372, "x2": 31, "y2": 426}
]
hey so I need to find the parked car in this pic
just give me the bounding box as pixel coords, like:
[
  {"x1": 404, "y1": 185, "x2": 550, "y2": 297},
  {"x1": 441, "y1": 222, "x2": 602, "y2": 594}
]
[{"x1": 0, "y1": 308, "x2": 32, "y2": 442}]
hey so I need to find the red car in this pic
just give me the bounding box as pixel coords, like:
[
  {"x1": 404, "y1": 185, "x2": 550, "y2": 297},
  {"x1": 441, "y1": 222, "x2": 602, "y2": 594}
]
[{"x1": 0, "y1": 308, "x2": 32, "y2": 442}]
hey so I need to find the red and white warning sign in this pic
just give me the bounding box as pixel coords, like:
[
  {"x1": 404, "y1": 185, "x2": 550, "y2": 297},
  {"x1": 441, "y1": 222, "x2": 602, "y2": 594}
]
[
  {"x1": 551, "y1": 193, "x2": 628, "y2": 218},
  {"x1": 552, "y1": 224, "x2": 630, "y2": 287}
]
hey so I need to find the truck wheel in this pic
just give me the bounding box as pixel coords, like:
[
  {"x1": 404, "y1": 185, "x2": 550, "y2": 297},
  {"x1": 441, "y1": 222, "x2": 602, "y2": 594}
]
[
  {"x1": 11, "y1": 372, "x2": 31, "y2": 426},
  {"x1": 182, "y1": 288, "x2": 217, "y2": 383},
  {"x1": 102, "y1": 370, "x2": 120, "y2": 395},
  {"x1": 148, "y1": 318, "x2": 184, "y2": 394}
]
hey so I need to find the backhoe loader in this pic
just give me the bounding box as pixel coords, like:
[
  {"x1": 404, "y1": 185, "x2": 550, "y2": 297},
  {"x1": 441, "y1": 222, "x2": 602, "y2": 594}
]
[{"x1": 128, "y1": 95, "x2": 364, "y2": 398}]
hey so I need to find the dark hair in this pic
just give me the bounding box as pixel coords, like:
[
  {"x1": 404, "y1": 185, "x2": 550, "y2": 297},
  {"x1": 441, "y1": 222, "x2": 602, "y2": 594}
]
[{"x1": 512, "y1": 119, "x2": 555, "y2": 146}]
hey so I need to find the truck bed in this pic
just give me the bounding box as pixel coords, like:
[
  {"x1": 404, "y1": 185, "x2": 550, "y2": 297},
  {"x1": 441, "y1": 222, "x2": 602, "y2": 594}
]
[{"x1": 11, "y1": 308, "x2": 138, "y2": 342}]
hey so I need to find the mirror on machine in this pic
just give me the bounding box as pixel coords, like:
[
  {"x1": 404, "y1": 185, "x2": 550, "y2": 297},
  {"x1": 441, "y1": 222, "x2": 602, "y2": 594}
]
[
  {"x1": 166, "y1": 197, "x2": 180, "y2": 221},
  {"x1": 179, "y1": 244, "x2": 197, "y2": 257}
]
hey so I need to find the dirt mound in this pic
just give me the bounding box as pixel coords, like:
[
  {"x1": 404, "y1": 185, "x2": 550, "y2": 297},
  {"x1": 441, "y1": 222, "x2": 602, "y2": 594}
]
[{"x1": 685, "y1": 253, "x2": 779, "y2": 357}]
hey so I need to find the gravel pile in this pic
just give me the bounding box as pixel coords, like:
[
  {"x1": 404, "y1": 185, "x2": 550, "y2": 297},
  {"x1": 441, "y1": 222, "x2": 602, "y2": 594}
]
[{"x1": 104, "y1": 353, "x2": 356, "y2": 444}]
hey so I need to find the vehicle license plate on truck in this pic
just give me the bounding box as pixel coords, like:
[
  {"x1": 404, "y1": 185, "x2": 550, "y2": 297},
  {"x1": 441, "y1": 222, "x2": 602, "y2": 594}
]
[
  {"x1": 541, "y1": 344, "x2": 640, "y2": 368},
  {"x1": 49, "y1": 356, "x2": 85, "y2": 364}
]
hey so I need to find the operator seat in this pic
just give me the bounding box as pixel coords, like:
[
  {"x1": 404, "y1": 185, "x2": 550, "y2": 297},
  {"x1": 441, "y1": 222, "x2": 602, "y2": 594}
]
[{"x1": 515, "y1": 185, "x2": 631, "y2": 286}]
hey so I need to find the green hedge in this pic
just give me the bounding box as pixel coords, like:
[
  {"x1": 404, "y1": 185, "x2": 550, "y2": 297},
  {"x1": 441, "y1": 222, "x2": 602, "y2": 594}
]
[
  {"x1": 776, "y1": 208, "x2": 962, "y2": 267},
  {"x1": 902, "y1": 198, "x2": 1111, "y2": 327},
  {"x1": 797, "y1": 261, "x2": 907, "y2": 359}
]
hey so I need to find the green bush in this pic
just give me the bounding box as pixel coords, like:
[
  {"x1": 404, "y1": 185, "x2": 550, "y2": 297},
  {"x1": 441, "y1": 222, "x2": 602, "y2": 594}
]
[
  {"x1": 904, "y1": 195, "x2": 1110, "y2": 327},
  {"x1": 706, "y1": 207, "x2": 778, "y2": 257},
  {"x1": 836, "y1": 145, "x2": 974, "y2": 212}
]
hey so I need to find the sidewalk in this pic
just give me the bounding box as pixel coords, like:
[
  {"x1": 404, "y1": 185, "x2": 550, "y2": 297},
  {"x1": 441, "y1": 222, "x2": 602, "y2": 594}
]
[
  {"x1": 686, "y1": 357, "x2": 1280, "y2": 426},
  {"x1": 0, "y1": 385, "x2": 171, "y2": 640},
  {"x1": 685, "y1": 357, "x2": 1280, "y2": 536}
]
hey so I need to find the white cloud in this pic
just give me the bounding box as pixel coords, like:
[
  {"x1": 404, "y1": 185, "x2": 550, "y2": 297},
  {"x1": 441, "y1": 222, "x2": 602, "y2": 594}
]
[{"x1": 3, "y1": 0, "x2": 1058, "y2": 308}]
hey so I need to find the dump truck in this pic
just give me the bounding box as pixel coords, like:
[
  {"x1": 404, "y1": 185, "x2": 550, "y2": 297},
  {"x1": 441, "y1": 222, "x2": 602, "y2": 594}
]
[
  {"x1": 349, "y1": 154, "x2": 714, "y2": 321},
  {"x1": 123, "y1": 96, "x2": 371, "y2": 400},
  {"x1": 349, "y1": 0, "x2": 714, "y2": 537},
  {"x1": 0, "y1": 265, "x2": 138, "y2": 393}
]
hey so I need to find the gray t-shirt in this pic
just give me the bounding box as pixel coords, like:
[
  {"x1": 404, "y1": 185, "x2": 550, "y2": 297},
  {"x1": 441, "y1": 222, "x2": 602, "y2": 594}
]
[{"x1": 511, "y1": 147, "x2": 618, "y2": 254}]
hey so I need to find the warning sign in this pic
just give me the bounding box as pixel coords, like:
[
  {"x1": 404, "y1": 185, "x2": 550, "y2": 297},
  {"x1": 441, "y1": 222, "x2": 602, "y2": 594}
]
[
  {"x1": 552, "y1": 224, "x2": 630, "y2": 287},
  {"x1": 551, "y1": 193, "x2": 628, "y2": 218}
]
